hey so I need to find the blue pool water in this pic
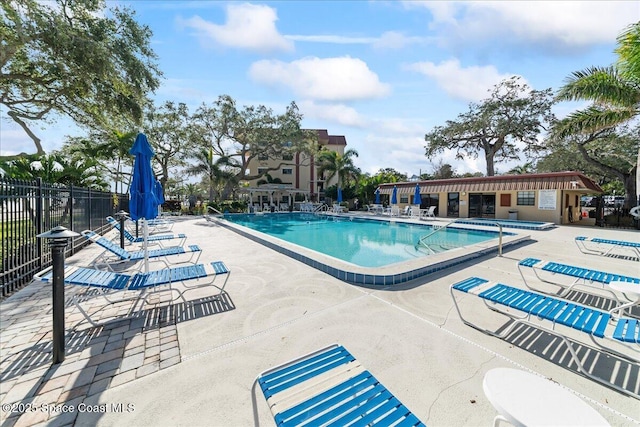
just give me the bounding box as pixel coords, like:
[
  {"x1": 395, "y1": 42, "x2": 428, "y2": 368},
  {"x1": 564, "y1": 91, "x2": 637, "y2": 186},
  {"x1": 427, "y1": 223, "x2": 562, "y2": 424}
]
[
  {"x1": 222, "y1": 213, "x2": 502, "y2": 267},
  {"x1": 455, "y1": 218, "x2": 554, "y2": 230}
]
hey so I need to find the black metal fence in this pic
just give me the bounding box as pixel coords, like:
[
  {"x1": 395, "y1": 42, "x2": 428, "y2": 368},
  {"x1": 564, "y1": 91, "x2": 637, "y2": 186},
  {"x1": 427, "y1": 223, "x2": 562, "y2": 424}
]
[{"x1": 1, "y1": 177, "x2": 128, "y2": 298}]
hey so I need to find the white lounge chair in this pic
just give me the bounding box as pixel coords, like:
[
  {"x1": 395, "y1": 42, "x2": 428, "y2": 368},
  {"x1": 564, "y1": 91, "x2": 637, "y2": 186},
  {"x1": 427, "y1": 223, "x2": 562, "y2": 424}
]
[
  {"x1": 33, "y1": 261, "x2": 230, "y2": 327},
  {"x1": 575, "y1": 236, "x2": 640, "y2": 261},
  {"x1": 451, "y1": 276, "x2": 639, "y2": 397},
  {"x1": 81, "y1": 230, "x2": 201, "y2": 271},
  {"x1": 106, "y1": 216, "x2": 186, "y2": 248},
  {"x1": 254, "y1": 344, "x2": 425, "y2": 426},
  {"x1": 517, "y1": 257, "x2": 639, "y2": 308}
]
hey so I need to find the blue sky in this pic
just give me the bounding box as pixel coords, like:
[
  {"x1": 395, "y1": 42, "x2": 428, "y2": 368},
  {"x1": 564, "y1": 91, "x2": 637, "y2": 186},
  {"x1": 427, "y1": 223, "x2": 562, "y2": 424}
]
[{"x1": 2, "y1": 1, "x2": 638, "y2": 178}]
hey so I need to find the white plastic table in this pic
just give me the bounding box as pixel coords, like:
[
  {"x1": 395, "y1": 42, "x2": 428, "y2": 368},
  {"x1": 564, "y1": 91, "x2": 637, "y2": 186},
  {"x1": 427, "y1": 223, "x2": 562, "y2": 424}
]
[
  {"x1": 608, "y1": 281, "x2": 640, "y2": 318},
  {"x1": 483, "y1": 368, "x2": 610, "y2": 427}
]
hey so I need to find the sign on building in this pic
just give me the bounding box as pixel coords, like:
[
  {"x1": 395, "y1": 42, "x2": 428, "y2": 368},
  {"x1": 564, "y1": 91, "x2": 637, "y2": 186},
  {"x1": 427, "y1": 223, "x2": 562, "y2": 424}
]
[{"x1": 538, "y1": 190, "x2": 557, "y2": 210}]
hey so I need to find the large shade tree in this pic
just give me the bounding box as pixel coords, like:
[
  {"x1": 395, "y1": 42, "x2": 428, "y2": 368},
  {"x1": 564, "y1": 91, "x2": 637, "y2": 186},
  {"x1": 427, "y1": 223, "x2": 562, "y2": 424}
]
[
  {"x1": 1, "y1": 0, "x2": 161, "y2": 157},
  {"x1": 144, "y1": 101, "x2": 191, "y2": 193},
  {"x1": 190, "y1": 95, "x2": 317, "y2": 199},
  {"x1": 425, "y1": 76, "x2": 555, "y2": 176},
  {"x1": 553, "y1": 22, "x2": 640, "y2": 207},
  {"x1": 545, "y1": 125, "x2": 638, "y2": 198}
]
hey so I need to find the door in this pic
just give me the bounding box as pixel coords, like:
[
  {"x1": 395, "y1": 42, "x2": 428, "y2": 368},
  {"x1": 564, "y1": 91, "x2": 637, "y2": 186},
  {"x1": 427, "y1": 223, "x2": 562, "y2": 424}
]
[
  {"x1": 469, "y1": 193, "x2": 496, "y2": 218},
  {"x1": 469, "y1": 194, "x2": 482, "y2": 217}
]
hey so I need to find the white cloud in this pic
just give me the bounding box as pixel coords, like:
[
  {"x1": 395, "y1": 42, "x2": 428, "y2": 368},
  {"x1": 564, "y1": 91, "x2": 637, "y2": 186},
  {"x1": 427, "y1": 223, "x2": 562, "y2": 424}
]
[
  {"x1": 406, "y1": 59, "x2": 516, "y2": 102},
  {"x1": 286, "y1": 35, "x2": 376, "y2": 44},
  {"x1": 372, "y1": 31, "x2": 424, "y2": 50},
  {"x1": 299, "y1": 101, "x2": 367, "y2": 128},
  {"x1": 405, "y1": 1, "x2": 637, "y2": 50},
  {"x1": 178, "y1": 3, "x2": 293, "y2": 53},
  {"x1": 248, "y1": 56, "x2": 391, "y2": 102},
  {"x1": 287, "y1": 31, "x2": 425, "y2": 50}
]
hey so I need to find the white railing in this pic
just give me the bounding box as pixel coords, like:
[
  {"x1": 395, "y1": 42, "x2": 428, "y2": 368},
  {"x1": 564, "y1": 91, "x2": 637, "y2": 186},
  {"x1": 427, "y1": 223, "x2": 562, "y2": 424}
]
[
  {"x1": 416, "y1": 218, "x2": 503, "y2": 256},
  {"x1": 207, "y1": 206, "x2": 223, "y2": 215}
]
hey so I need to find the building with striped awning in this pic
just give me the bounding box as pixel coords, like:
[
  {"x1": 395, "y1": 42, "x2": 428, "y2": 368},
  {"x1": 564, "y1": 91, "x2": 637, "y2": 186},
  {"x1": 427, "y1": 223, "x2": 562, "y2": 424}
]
[{"x1": 376, "y1": 171, "x2": 603, "y2": 225}]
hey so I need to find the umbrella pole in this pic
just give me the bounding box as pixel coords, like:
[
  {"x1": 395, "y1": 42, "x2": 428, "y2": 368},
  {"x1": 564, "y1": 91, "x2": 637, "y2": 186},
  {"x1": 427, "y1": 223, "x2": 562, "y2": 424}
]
[{"x1": 143, "y1": 219, "x2": 149, "y2": 273}]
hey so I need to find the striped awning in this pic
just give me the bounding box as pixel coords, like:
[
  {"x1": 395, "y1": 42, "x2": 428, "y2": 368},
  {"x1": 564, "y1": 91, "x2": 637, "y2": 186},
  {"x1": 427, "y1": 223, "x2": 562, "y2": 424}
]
[{"x1": 377, "y1": 172, "x2": 603, "y2": 195}]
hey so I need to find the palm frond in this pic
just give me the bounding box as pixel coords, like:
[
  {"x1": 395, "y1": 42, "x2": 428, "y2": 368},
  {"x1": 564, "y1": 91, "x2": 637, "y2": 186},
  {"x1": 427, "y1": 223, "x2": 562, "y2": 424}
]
[
  {"x1": 615, "y1": 22, "x2": 640, "y2": 82},
  {"x1": 552, "y1": 106, "x2": 636, "y2": 138},
  {"x1": 555, "y1": 66, "x2": 639, "y2": 107}
]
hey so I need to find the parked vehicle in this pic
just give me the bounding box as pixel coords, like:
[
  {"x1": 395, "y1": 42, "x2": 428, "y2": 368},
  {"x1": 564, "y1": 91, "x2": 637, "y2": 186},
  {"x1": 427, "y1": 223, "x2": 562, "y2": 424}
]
[{"x1": 580, "y1": 196, "x2": 593, "y2": 207}]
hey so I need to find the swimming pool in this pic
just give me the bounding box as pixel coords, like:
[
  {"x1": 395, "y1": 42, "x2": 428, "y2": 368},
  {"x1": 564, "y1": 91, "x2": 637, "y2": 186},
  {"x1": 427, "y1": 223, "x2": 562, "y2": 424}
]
[
  {"x1": 223, "y1": 214, "x2": 508, "y2": 266},
  {"x1": 217, "y1": 213, "x2": 530, "y2": 286},
  {"x1": 455, "y1": 218, "x2": 555, "y2": 230}
]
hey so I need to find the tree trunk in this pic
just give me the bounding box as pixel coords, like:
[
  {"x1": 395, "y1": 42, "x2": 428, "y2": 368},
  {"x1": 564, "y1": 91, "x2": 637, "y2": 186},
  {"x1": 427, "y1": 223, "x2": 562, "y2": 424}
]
[
  {"x1": 623, "y1": 172, "x2": 637, "y2": 209},
  {"x1": 485, "y1": 152, "x2": 495, "y2": 176}
]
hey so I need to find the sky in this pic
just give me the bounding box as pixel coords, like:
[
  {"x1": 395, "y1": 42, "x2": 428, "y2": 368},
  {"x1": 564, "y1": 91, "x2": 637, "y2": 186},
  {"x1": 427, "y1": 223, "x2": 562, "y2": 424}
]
[{"x1": 1, "y1": 1, "x2": 638, "y2": 178}]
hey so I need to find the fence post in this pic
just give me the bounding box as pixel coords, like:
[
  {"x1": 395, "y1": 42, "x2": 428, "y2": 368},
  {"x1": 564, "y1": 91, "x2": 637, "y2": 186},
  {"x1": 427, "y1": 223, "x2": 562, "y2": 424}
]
[
  {"x1": 69, "y1": 184, "x2": 75, "y2": 255},
  {"x1": 36, "y1": 177, "x2": 43, "y2": 272},
  {"x1": 87, "y1": 186, "x2": 92, "y2": 231}
]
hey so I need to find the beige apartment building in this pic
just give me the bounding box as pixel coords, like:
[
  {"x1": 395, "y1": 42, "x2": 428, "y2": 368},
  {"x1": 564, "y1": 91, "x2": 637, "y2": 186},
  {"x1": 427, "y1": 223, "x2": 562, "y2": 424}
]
[{"x1": 243, "y1": 129, "x2": 347, "y2": 208}]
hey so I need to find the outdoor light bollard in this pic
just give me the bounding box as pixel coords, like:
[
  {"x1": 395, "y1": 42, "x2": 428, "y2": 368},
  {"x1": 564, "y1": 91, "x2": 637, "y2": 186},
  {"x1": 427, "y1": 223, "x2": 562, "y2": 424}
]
[
  {"x1": 114, "y1": 210, "x2": 129, "y2": 249},
  {"x1": 37, "y1": 226, "x2": 81, "y2": 365}
]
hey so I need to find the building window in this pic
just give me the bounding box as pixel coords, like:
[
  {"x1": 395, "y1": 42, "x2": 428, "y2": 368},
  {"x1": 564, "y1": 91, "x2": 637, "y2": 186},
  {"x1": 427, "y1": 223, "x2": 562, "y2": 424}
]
[
  {"x1": 282, "y1": 168, "x2": 293, "y2": 175},
  {"x1": 517, "y1": 191, "x2": 535, "y2": 206},
  {"x1": 258, "y1": 167, "x2": 269, "y2": 175},
  {"x1": 400, "y1": 195, "x2": 409, "y2": 204},
  {"x1": 258, "y1": 154, "x2": 269, "y2": 161},
  {"x1": 282, "y1": 154, "x2": 293, "y2": 161}
]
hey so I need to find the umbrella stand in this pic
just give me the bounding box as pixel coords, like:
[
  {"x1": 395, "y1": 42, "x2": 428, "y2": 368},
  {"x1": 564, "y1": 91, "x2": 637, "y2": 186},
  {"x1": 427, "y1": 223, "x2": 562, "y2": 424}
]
[{"x1": 143, "y1": 219, "x2": 150, "y2": 273}]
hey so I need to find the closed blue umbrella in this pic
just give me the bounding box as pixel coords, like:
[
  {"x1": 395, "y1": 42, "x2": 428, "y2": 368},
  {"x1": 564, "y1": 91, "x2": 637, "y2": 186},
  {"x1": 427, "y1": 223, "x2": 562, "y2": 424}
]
[
  {"x1": 391, "y1": 186, "x2": 398, "y2": 205},
  {"x1": 155, "y1": 179, "x2": 165, "y2": 215},
  {"x1": 337, "y1": 187, "x2": 343, "y2": 203},
  {"x1": 413, "y1": 184, "x2": 422, "y2": 205},
  {"x1": 375, "y1": 188, "x2": 381, "y2": 204},
  {"x1": 129, "y1": 133, "x2": 158, "y2": 272},
  {"x1": 129, "y1": 133, "x2": 158, "y2": 221},
  {"x1": 155, "y1": 180, "x2": 165, "y2": 205}
]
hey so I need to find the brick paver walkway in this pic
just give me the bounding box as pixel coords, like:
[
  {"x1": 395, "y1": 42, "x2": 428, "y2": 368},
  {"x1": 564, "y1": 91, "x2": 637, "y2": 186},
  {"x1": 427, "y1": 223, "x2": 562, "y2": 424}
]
[{"x1": 0, "y1": 273, "x2": 231, "y2": 426}]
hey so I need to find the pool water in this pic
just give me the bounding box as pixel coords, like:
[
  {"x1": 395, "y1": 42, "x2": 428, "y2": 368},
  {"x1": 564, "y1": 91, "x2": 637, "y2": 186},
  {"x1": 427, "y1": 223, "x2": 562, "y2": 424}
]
[{"x1": 222, "y1": 213, "x2": 501, "y2": 267}]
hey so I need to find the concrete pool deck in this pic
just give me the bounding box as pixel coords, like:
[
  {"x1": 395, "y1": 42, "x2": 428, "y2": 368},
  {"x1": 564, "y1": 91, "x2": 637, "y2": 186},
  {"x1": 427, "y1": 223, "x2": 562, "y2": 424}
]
[{"x1": 0, "y1": 215, "x2": 639, "y2": 426}]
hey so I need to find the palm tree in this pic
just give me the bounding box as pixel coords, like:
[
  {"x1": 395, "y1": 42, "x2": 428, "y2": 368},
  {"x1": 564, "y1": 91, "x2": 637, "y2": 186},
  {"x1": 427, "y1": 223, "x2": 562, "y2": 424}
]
[
  {"x1": 553, "y1": 22, "x2": 640, "y2": 207},
  {"x1": 185, "y1": 147, "x2": 233, "y2": 202},
  {"x1": 316, "y1": 149, "x2": 360, "y2": 192}
]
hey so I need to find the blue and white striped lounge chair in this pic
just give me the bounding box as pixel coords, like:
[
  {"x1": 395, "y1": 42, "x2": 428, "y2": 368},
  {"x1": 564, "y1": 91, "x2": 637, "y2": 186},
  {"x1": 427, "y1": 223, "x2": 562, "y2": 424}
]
[
  {"x1": 106, "y1": 216, "x2": 186, "y2": 247},
  {"x1": 450, "y1": 277, "x2": 639, "y2": 396},
  {"x1": 33, "y1": 261, "x2": 230, "y2": 327},
  {"x1": 575, "y1": 236, "x2": 640, "y2": 261},
  {"x1": 117, "y1": 215, "x2": 174, "y2": 234},
  {"x1": 82, "y1": 230, "x2": 201, "y2": 271},
  {"x1": 517, "y1": 257, "x2": 639, "y2": 304},
  {"x1": 255, "y1": 344, "x2": 425, "y2": 427}
]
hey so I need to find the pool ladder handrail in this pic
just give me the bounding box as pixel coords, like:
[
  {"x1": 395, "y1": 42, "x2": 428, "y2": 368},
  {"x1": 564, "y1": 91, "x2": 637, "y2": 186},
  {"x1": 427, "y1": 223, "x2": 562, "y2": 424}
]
[
  {"x1": 313, "y1": 203, "x2": 329, "y2": 214},
  {"x1": 416, "y1": 218, "x2": 504, "y2": 257},
  {"x1": 206, "y1": 206, "x2": 224, "y2": 215}
]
